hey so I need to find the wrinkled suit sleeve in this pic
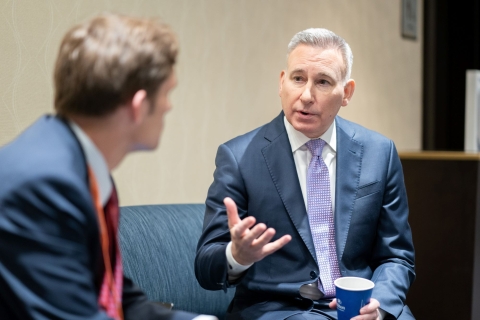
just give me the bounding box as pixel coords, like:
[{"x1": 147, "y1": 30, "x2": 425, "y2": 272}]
[
  {"x1": 195, "y1": 143, "x2": 249, "y2": 291},
  {"x1": 370, "y1": 141, "x2": 415, "y2": 318}
]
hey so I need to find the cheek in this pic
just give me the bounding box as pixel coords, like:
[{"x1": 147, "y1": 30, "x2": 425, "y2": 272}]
[
  {"x1": 322, "y1": 94, "x2": 344, "y2": 110},
  {"x1": 155, "y1": 101, "x2": 169, "y2": 118},
  {"x1": 282, "y1": 92, "x2": 296, "y2": 108}
]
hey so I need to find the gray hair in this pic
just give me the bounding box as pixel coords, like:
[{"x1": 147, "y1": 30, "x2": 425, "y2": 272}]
[{"x1": 287, "y1": 28, "x2": 353, "y2": 85}]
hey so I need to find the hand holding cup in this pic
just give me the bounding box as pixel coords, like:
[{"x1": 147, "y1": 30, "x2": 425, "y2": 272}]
[{"x1": 333, "y1": 277, "x2": 377, "y2": 320}]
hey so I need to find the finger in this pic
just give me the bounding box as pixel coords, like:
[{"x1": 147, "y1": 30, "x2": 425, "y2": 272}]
[
  {"x1": 251, "y1": 227, "x2": 276, "y2": 247},
  {"x1": 242, "y1": 223, "x2": 268, "y2": 244},
  {"x1": 224, "y1": 197, "x2": 241, "y2": 229},
  {"x1": 329, "y1": 298, "x2": 337, "y2": 309},
  {"x1": 230, "y1": 216, "x2": 256, "y2": 240},
  {"x1": 359, "y1": 298, "x2": 380, "y2": 314},
  {"x1": 351, "y1": 310, "x2": 378, "y2": 320},
  {"x1": 260, "y1": 234, "x2": 292, "y2": 256}
]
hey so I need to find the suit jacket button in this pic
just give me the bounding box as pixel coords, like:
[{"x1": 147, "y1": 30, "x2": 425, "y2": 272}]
[{"x1": 310, "y1": 271, "x2": 317, "y2": 279}]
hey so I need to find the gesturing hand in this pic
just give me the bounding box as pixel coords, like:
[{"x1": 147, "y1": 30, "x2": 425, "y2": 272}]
[{"x1": 224, "y1": 197, "x2": 292, "y2": 266}]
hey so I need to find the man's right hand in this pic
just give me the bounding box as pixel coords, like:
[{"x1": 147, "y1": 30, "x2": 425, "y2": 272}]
[{"x1": 224, "y1": 197, "x2": 292, "y2": 266}]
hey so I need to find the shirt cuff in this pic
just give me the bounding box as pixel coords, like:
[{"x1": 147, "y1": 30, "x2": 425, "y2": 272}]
[
  {"x1": 192, "y1": 315, "x2": 218, "y2": 320},
  {"x1": 226, "y1": 241, "x2": 253, "y2": 279},
  {"x1": 378, "y1": 308, "x2": 386, "y2": 320}
]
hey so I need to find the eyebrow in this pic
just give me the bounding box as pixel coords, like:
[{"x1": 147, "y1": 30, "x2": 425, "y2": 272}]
[
  {"x1": 315, "y1": 71, "x2": 335, "y2": 79},
  {"x1": 290, "y1": 68, "x2": 306, "y2": 74},
  {"x1": 289, "y1": 68, "x2": 335, "y2": 78}
]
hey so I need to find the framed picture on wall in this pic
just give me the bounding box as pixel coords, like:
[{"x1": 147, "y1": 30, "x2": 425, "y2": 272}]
[{"x1": 402, "y1": 0, "x2": 417, "y2": 39}]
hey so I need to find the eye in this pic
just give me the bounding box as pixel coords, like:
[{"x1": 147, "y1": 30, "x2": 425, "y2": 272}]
[
  {"x1": 293, "y1": 76, "x2": 303, "y2": 82},
  {"x1": 317, "y1": 79, "x2": 330, "y2": 86}
]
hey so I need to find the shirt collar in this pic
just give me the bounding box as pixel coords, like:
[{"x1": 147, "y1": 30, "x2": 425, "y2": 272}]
[
  {"x1": 69, "y1": 121, "x2": 112, "y2": 206},
  {"x1": 283, "y1": 116, "x2": 337, "y2": 153}
]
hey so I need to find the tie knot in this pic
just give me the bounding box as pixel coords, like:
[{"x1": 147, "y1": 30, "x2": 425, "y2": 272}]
[{"x1": 306, "y1": 139, "x2": 326, "y2": 157}]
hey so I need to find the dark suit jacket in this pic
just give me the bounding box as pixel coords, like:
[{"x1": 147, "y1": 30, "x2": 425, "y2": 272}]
[
  {"x1": 195, "y1": 112, "x2": 415, "y2": 320},
  {"x1": 0, "y1": 115, "x2": 196, "y2": 320}
]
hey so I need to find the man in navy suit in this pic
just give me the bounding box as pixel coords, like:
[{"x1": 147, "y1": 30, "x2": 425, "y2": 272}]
[
  {"x1": 195, "y1": 28, "x2": 415, "y2": 320},
  {"x1": 0, "y1": 14, "x2": 214, "y2": 320}
]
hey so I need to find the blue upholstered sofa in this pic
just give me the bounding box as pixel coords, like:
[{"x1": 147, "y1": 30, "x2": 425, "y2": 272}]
[{"x1": 119, "y1": 204, "x2": 235, "y2": 319}]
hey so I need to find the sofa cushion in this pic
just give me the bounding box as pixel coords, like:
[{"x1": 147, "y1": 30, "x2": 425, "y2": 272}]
[{"x1": 119, "y1": 204, "x2": 234, "y2": 318}]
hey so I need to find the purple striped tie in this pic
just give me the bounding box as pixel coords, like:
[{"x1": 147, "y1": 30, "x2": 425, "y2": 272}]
[{"x1": 306, "y1": 139, "x2": 341, "y2": 298}]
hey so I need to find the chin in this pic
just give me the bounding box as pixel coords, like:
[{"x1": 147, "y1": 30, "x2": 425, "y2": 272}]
[
  {"x1": 131, "y1": 142, "x2": 157, "y2": 152},
  {"x1": 291, "y1": 123, "x2": 313, "y2": 136}
]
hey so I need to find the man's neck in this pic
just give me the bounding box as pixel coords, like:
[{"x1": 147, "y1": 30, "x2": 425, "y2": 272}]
[{"x1": 67, "y1": 113, "x2": 131, "y2": 171}]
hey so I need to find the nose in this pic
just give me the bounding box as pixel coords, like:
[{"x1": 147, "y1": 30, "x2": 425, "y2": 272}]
[
  {"x1": 300, "y1": 82, "x2": 313, "y2": 105},
  {"x1": 165, "y1": 100, "x2": 173, "y2": 112}
]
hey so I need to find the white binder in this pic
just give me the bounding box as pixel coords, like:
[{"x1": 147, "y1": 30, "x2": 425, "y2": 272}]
[{"x1": 464, "y1": 70, "x2": 480, "y2": 152}]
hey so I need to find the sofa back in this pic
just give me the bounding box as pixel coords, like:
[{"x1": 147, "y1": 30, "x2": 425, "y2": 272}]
[{"x1": 119, "y1": 204, "x2": 234, "y2": 319}]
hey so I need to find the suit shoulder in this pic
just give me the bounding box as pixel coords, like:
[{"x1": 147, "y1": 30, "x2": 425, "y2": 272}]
[
  {"x1": 221, "y1": 123, "x2": 268, "y2": 153},
  {"x1": 221, "y1": 112, "x2": 285, "y2": 152},
  {"x1": 0, "y1": 117, "x2": 95, "y2": 231},
  {"x1": 0, "y1": 116, "x2": 87, "y2": 191},
  {"x1": 336, "y1": 116, "x2": 394, "y2": 147}
]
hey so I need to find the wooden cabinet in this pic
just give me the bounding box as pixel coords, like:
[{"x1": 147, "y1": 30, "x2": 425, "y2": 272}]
[{"x1": 400, "y1": 152, "x2": 480, "y2": 320}]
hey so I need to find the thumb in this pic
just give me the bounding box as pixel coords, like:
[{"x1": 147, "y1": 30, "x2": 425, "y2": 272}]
[{"x1": 224, "y1": 197, "x2": 240, "y2": 228}]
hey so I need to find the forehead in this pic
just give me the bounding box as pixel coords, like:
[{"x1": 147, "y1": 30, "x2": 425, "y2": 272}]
[{"x1": 287, "y1": 45, "x2": 345, "y2": 78}]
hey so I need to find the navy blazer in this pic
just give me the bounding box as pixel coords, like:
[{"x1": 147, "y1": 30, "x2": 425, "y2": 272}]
[
  {"x1": 195, "y1": 112, "x2": 415, "y2": 319},
  {"x1": 0, "y1": 116, "x2": 196, "y2": 320}
]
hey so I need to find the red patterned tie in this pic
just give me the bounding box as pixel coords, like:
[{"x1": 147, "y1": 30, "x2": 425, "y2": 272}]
[{"x1": 88, "y1": 168, "x2": 124, "y2": 319}]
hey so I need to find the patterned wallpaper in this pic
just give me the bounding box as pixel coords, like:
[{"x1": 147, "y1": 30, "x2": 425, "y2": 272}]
[{"x1": 0, "y1": 0, "x2": 422, "y2": 205}]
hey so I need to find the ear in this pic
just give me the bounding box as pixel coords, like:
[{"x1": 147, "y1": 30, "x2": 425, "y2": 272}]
[
  {"x1": 279, "y1": 70, "x2": 286, "y2": 96},
  {"x1": 130, "y1": 90, "x2": 149, "y2": 124},
  {"x1": 341, "y1": 79, "x2": 355, "y2": 107}
]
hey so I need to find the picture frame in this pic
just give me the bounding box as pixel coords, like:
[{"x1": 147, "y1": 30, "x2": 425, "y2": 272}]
[{"x1": 402, "y1": 0, "x2": 417, "y2": 40}]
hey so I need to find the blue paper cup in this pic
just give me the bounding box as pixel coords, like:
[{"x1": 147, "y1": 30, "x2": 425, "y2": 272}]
[{"x1": 334, "y1": 277, "x2": 374, "y2": 320}]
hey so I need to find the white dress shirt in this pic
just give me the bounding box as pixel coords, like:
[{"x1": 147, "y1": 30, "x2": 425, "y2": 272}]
[
  {"x1": 69, "y1": 121, "x2": 112, "y2": 207},
  {"x1": 283, "y1": 117, "x2": 337, "y2": 212}
]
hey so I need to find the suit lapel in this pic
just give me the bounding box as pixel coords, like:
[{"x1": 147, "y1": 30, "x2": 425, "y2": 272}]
[
  {"x1": 334, "y1": 117, "x2": 363, "y2": 264},
  {"x1": 261, "y1": 113, "x2": 318, "y2": 263}
]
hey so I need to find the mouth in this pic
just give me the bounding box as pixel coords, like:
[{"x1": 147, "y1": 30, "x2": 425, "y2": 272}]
[{"x1": 297, "y1": 110, "x2": 314, "y2": 116}]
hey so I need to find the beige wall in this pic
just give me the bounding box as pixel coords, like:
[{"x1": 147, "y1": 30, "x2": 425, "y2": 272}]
[{"x1": 0, "y1": 0, "x2": 423, "y2": 206}]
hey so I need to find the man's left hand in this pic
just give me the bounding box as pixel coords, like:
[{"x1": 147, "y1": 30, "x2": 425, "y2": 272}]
[{"x1": 329, "y1": 298, "x2": 380, "y2": 320}]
